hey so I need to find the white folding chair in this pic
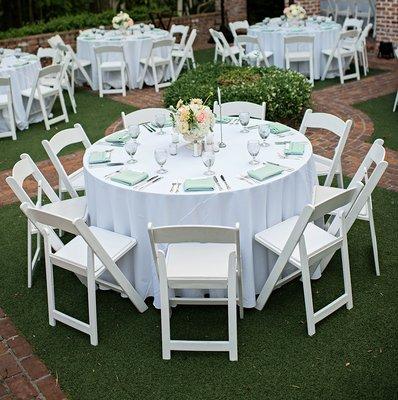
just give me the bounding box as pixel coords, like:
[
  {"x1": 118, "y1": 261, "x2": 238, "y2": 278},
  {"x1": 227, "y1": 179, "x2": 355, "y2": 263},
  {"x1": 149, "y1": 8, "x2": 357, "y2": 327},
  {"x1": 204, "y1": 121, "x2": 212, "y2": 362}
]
[
  {"x1": 315, "y1": 139, "x2": 388, "y2": 276},
  {"x1": 356, "y1": 23, "x2": 372, "y2": 75},
  {"x1": 21, "y1": 203, "x2": 148, "y2": 346},
  {"x1": 22, "y1": 64, "x2": 69, "y2": 131},
  {"x1": 299, "y1": 109, "x2": 352, "y2": 188},
  {"x1": 47, "y1": 34, "x2": 65, "y2": 50},
  {"x1": 235, "y1": 35, "x2": 273, "y2": 67},
  {"x1": 172, "y1": 29, "x2": 197, "y2": 78},
  {"x1": 37, "y1": 47, "x2": 56, "y2": 64},
  {"x1": 321, "y1": 30, "x2": 361, "y2": 84},
  {"x1": 63, "y1": 44, "x2": 93, "y2": 92},
  {"x1": 320, "y1": 0, "x2": 335, "y2": 17},
  {"x1": 284, "y1": 35, "x2": 315, "y2": 86},
  {"x1": 94, "y1": 45, "x2": 127, "y2": 97},
  {"x1": 148, "y1": 223, "x2": 243, "y2": 361},
  {"x1": 255, "y1": 186, "x2": 360, "y2": 335},
  {"x1": 334, "y1": 1, "x2": 351, "y2": 21},
  {"x1": 42, "y1": 124, "x2": 90, "y2": 202},
  {"x1": 354, "y1": 0, "x2": 373, "y2": 26},
  {"x1": 6, "y1": 153, "x2": 87, "y2": 287},
  {"x1": 170, "y1": 24, "x2": 189, "y2": 51},
  {"x1": 209, "y1": 29, "x2": 240, "y2": 66},
  {"x1": 229, "y1": 20, "x2": 250, "y2": 41},
  {"x1": 121, "y1": 108, "x2": 168, "y2": 129},
  {"x1": 139, "y1": 39, "x2": 176, "y2": 93},
  {"x1": 0, "y1": 77, "x2": 16, "y2": 141},
  {"x1": 342, "y1": 17, "x2": 364, "y2": 31},
  {"x1": 213, "y1": 101, "x2": 266, "y2": 120}
]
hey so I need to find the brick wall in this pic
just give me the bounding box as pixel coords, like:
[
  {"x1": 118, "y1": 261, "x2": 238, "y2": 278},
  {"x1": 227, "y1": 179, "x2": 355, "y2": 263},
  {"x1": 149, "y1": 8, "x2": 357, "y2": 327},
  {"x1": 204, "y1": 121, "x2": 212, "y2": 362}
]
[
  {"x1": 284, "y1": 0, "x2": 320, "y2": 15},
  {"x1": 376, "y1": 0, "x2": 398, "y2": 44},
  {"x1": 215, "y1": 0, "x2": 247, "y2": 22}
]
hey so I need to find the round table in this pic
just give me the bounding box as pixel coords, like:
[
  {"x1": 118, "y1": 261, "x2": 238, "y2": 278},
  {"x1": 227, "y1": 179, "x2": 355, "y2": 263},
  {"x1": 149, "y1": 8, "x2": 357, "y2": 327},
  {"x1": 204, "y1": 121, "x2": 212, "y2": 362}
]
[
  {"x1": 0, "y1": 51, "x2": 41, "y2": 131},
  {"x1": 76, "y1": 28, "x2": 170, "y2": 90},
  {"x1": 248, "y1": 21, "x2": 342, "y2": 79},
  {"x1": 83, "y1": 120, "x2": 317, "y2": 308}
]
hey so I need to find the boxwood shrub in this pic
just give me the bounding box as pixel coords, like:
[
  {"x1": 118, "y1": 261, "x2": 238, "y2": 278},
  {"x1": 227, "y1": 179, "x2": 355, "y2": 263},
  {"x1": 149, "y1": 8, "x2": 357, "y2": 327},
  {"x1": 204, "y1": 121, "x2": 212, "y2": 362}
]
[{"x1": 164, "y1": 63, "x2": 312, "y2": 124}]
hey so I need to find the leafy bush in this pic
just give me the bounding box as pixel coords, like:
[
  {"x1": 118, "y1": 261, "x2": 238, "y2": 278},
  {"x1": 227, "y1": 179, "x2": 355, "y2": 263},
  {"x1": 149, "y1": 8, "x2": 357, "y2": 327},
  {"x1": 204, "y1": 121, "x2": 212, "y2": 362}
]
[{"x1": 164, "y1": 63, "x2": 312, "y2": 123}]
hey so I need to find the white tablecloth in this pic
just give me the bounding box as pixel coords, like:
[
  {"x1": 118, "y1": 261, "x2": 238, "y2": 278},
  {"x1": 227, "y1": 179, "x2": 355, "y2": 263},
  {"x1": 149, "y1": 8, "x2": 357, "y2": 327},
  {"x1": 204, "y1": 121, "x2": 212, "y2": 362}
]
[
  {"x1": 0, "y1": 51, "x2": 41, "y2": 131},
  {"x1": 76, "y1": 28, "x2": 170, "y2": 90},
  {"x1": 83, "y1": 120, "x2": 317, "y2": 308},
  {"x1": 248, "y1": 21, "x2": 342, "y2": 79}
]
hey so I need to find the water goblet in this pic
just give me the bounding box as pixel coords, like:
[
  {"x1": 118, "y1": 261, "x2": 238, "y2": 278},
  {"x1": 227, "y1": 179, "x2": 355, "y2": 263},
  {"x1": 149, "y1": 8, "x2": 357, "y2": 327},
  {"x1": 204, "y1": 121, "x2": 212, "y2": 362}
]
[
  {"x1": 171, "y1": 128, "x2": 179, "y2": 143},
  {"x1": 154, "y1": 147, "x2": 168, "y2": 174},
  {"x1": 0, "y1": 48, "x2": 4, "y2": 56},
  {"x1": 247, "y1": 140, "x2": 261, "y2": 165},
  {"x1": 202, "y1": 150, "x2": 215, "y2": 176},
  {"x1": 239, "y1": 112, "x2": 250, "y2": 133},
  {"x1": 155, "y1": 113, "x2": 166, "y2": 135},
  {"x1": 128, "y1": 124, "x2": 140, "y2": 143},
  {"x1": 125, "y1": 139, "x2": 138, "y2": 164},
  {"x1": 14, "y1": 48, "x2": 21, "y2": 59},
  {"x1": 140, "y1": 23, "x2": 145, "y2": 35},
  {"x1": 149, "y1": 24, "x2": 155, "y2": 31},
  {"x1": 258, "y1": 124, "x2": 271, "y2": 147}
]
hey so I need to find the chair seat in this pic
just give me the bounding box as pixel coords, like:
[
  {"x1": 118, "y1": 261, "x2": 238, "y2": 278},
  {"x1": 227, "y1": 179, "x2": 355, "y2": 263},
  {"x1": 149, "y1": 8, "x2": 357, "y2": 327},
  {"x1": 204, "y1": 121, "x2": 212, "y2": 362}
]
[
  {"x1": 21, "y1": 85, "x2": 58, "y2": 99},
  {"x1": 322, "y1": 48, "x2": 355, "y2": 57},
  {"x1": 51, "y1": 226, "x2": 136, "y2": 276},
  {"x1": 99, "y1": 61, "x2": 125, "y2": 70},
  {"x1": 60, "y1": 168, "x2": 85, "y2": 192},
  {"x1": 166, "y1": 242, "x2": 235, "y2": 285},
  {"x1": 41, "y1": 196, "x2": 87, "y2": 221},
  {"x1": 0, "y1": 94, "x2": 9, "y2": 107},
  {"x1": 255, "y1": 216, "x2": 341, "y2": 267},
  {"x1": 286, "y1": 51, "x2": 312, "y2": 61},
  {"x1": 139, "y1": 56, "x2": 170, "y2": 66},
  {"x1": 171, "y1": 49, "x2": 194, "y2": 59}
]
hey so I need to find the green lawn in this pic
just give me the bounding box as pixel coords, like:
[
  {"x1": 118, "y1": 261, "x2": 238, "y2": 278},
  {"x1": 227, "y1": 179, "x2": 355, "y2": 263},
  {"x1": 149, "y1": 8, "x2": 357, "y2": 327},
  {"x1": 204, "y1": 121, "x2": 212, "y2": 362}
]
[
  {"x1": 0, "y1": 90, "x2": 136, "y2": 171},
  {"x1": 0, "y1": 182, "x2": 397, "y2": 399},
  {"x1": 354, "y1": 92, "x2": 398, "y2": 151}
]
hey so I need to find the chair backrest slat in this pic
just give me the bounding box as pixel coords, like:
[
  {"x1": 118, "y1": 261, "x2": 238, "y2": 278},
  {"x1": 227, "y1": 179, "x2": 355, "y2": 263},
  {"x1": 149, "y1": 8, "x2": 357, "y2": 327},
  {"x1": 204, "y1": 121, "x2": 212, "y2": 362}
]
[
  {"x1": 343, "y1": 17, "x2": 364, "y2": 31},
  {"x1": 229, "y1": 20, "x2": 249, "y2": 38},
  {"x1": 152, "y1": 38, "x2": 175, "y2": 50},
  {"x1": 284, "y1": 35, "x2": 315, "y2": 45},
  {"x1": 213, "y1": 101, "x2": 266, "y2": 120},
  {"x1": 170, "y1": 24, "x2": 189, "y2": 48},
  {"x1": 122, "y1": 108, "x2": 168, "y2": 128}
]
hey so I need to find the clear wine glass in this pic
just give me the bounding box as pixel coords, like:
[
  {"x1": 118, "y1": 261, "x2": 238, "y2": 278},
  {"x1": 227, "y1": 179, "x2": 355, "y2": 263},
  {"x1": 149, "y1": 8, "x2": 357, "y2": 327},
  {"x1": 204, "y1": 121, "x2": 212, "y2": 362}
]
[
  {"x1": 258, "y1": 124, "x2": 271, "y2": 147},
  {"x1": 154, "y1": 147, "x2": 168, "y2": 174},
  {"x1": 239, "y1": 112, "x2": 250, "y2": 133},
  {"x1": 14, "y1": 48, "x2": 21, "y2": 59},
  {"x1": 140, "y1": 23, "x2": 145, "y2": 35},
  {"x1": 128, "y1": 124, "x2": 140, "y2": 143},
  {"x1": 202, "y1": 150, "x2": 215, "y2": 176},
  {"x1": 125, "y1": 139, "x2": 138, "y2": 164},
  {"x1": 155, "y1": 113, "x2": 166, "y2": 135},
  {"x1": 247, "y1": 140, "x2": 261, "y2": 165}
]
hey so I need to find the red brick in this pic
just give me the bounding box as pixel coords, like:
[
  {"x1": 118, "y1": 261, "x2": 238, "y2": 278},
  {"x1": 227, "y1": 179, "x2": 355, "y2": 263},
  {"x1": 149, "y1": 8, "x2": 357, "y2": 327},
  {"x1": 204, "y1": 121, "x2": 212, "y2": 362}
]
[
  {"x1": 36, "y1": 376, "x2": 66, "y2": 400},
  {"x1": 0, "y1": 353, "x2": 21, "y2": 379},
  {"x1": 7, "y1": 337, "x2": 33, "y2": 360},
  {"x1": 20, "y1": 356, "x2": 49, "y2": 381},
  {"x1": 0, "y1": 381, "x2": 9, "y2": 397},
  {"x1": 6, "y1": 374, "x2": 38, "y2": 400},
  {"x1": 0, "y1": 319, "x2": 18, "y2": 340},
  {"x1": 0, "y1": 341, "x2": 7, "y2": 355}
]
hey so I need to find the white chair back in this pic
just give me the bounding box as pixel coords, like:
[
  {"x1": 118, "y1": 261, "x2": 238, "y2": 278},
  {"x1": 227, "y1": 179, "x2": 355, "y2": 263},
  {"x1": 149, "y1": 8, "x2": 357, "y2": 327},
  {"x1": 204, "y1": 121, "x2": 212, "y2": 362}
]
[
  {"x1": 170, "y1": 24, "x2": 189, "y2": 50},
  {"x1": 358, "y1": 23, "x2": 372, "y2": 48},
  {"x1": 175, "y1": 29, "x2": 197, "y2": 78},
  {"x1": 122, "y1": 108, "x2": 168, "y2": 129},
  {"x1": 94, "y1": 45, "x2": 125, "y2": 65},
  {"x1": 37, "y1": 47, "x2": 56, "y2": 62},
  {"x1": 284, "y1": 35, "x2": 315, "y2": 46},
  {"x1": 229, "y1": 20, "x2": 249, "y2": 39},
  {"x1": 47, "y1": 34, "x2": 65, "y2": 50},
  {"x1": 213, "y1": 101, "x2": 266, "y2": 120},
  {"x1": 209, "y1": 29, "x2": 239, "y2": 65},
  {"x1": 343, "y1": 17, "x2": 364, "y2": 31},
  {"x1": 235, "y1": 35, "x2": 269, "y2": 67}
]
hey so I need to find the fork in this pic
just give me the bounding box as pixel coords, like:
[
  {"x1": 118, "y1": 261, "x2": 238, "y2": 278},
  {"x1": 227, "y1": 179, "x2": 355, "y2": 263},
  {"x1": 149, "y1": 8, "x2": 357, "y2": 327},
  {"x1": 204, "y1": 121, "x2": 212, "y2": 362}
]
[
  {"x1": 104, "y1": 167, "x2": 123, "y2": 179},
  {"x1": 238, "y1": 174, "x2": 255, "y2": 185},
  {"x1": 278, "y1": 152, "x2": 302, "y2": 160},
  {"x1": 170, "y1": 182, "x2": 177, "y2": 193}
]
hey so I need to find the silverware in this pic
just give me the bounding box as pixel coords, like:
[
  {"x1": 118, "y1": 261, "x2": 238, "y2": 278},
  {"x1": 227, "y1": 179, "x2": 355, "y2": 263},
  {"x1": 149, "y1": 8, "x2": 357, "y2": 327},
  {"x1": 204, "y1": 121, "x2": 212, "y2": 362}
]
[
  {"x1": 220, "y1": 174, "x2": 231, "y2": 190},
  {"x1": 247, "y1": 125, "x2": 260, "y2": 131},
  {"x1": 170, "y1": 182, "x2": 177, "y2": 193},
  {"x1": 138, "y1": 176, "x2": 162, "y2": 191},
  {"x1": 213, "y1": 176, "x2": 223, "y2": 191},
  {"x1": 134, "y1": 175, "x2": 158, "y2": 190},
  {"x1": 264, "y1": 161, "x2": 294, "y2": 172},
  {"x1": 278, "y1": 151, "x2": 302, "y2": 160},
  {"x1": 175, "y1": 182, "x2": 181, "y2": 193},
  {"x1": 104, "y1": 168, "x2": 123, "y2": 179},
  {"x1": 237, "y1": 175, "x2": 254, "y2": 185}
]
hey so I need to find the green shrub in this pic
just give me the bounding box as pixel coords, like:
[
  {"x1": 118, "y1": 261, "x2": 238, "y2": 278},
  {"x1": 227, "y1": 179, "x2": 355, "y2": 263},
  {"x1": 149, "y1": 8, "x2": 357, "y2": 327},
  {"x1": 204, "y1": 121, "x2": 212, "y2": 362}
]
[{"x1": 164, "y1": 63, "x2": 312, "y2": 123}]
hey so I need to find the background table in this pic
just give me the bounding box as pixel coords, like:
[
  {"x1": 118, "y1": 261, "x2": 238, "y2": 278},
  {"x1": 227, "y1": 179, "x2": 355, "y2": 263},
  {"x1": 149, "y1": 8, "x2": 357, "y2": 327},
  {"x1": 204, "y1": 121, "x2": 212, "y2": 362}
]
[
  {"x1": 248, "y1": 21, "x2": 342, "y2": 79},
  {"x1": 84, "y1": 121, "x2": 317, "y2": 308},
  {"x1": 76, "y1": 28, "x2": 170, "y2": 90}
]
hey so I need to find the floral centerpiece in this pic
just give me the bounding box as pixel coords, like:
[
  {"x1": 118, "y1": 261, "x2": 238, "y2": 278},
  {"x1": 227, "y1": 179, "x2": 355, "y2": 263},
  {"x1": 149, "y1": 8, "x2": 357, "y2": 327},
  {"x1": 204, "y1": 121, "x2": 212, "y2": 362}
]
[
  {"x1": 283, "y1": 3, "x2": 307, "y2": 23},
  {"x1": 170, "y1": 97, "x2": 215, "y2": 145},
  {"x1": 112, "y1": 11, "x2": 134, "y2": 32}
]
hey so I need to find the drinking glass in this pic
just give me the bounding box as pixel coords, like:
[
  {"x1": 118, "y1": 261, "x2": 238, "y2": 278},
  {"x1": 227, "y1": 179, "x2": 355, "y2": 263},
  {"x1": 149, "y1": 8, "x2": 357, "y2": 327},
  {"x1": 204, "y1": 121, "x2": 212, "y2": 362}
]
[
  {"x1": 258, "y1": 124, "x2": 271, "y2": 147},
  {"x1": 14, "y1": 48, "x2": 21, "y2": 59},
  {"x1": 140, "y1": 23, "x2": 145, "y2": 35},
  {"x1": 0, "y1": 48, "x2": 4, "y2": 56},
  {"x1": 202, "y1": 150, "x2": 215, "y2": 176},
  {"x1": 149, "y1": 24, "x2": 155, "y2": 31},
  {"x1": 125, "y1": 139, "x2": 138, "y2": 164},
  {"x1": 247, "y1": 140, "x2": 261, "y2": 165},
  {"x1": 128, "y1": 124, "x2": 140, "y2": 143},
  {"x1": 155, "y1": 113, "x2": 166, "y2": 135},
  {"x1": 154, "y1": 147, "x2": 168, "y2": 173},
  {"x1": 239, "y1": 112, "x2": 250, "y2": 133},
  {"x1": 171, "y1": 128, "x2": 179, "y2": 143}
]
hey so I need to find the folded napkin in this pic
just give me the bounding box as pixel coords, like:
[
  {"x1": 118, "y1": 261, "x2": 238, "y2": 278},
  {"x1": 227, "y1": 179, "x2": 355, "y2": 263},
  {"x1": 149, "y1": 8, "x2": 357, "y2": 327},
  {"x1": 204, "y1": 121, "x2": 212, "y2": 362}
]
[
  {"x1": 183, "y1": 177, "x2": 215, "y2": 192},
  {"x1": 105, "y1": 130, "x2": 130, "y2": 144},
  {"x1": 248, "y1": 164, "x2": 284, "y2": 181},
  {"x1": 269, "y1": 122, "x2": 290, "y2": 135},
  {"x1": 284, "y1": 142, "x2": 305, "y2": 155},
  {"x1": 150, "y1": 118, "x2": 173, "y2": 129},
  {"x1": 110, "y1": 170, "x2": 148, "y2": 186},
  {"x1": 216, "y1": 116, "x2": 232, "y2": 124},
  {"x1": 88, "y1": 151, "x2": 111, "y2": 164}
]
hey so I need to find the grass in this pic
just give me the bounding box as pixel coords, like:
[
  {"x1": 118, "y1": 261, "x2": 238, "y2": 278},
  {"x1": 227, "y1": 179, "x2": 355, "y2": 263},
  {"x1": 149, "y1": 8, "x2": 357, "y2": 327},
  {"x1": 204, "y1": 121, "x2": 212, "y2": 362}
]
[
  {"x1": 0, "y1": 89, "x2": 136, "y2": 172},
  {"x1": 0, "y1": 182, "x2": 397, "y2": 399},
  {"x1": 354, "y1": 92, "x2": 398, "y2": 151}
]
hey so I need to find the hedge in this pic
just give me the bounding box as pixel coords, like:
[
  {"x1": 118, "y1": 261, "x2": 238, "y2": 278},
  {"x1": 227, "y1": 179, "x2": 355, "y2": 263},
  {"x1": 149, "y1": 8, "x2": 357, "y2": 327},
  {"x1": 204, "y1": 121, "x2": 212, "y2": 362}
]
[{"x1": 164, "y1": 63, "x2": 313, "y2": 124}]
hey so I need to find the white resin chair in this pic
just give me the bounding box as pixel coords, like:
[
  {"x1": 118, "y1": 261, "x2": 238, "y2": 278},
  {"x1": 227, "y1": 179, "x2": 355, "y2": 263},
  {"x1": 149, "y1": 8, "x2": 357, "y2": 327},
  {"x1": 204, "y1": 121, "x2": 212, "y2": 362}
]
[
  {"x1": 95, "y1": 45, "x2": 127, "y2": 97},
  {"x1": 37, "y1": 47, "x2": 56, "y2": 64},
  {"x1": 42, "y1": 124, "x2": 91, "y2": 201},
  {"x1": 342, "y1": 17, "x2": 364, "y2": 31},
  {"x1": 235, "y1": 35, "x2": 273, "y2": 67},
  {"x1": 209, "y1": 29, "x2": 240, "y2": 66},
  {"x1": 284, "y1": 35, "x2": 315, "y2": 86},
  {"x1": 255, "y1": 186, "x2": 360, "y2": 335},
  {"x1": 6, "y1": 153, "x2": 87, "y2": 287},
  {"x1": 22, "y1": 64, "x2": 69, "y2": 131},
  {"x1": 299, "y1": 109, "x2": 352, "y2": 188},
  {"x1": 315, "y1": 139, "x2": 388, "y2": 276},
  {"x1": 356, "y1": 23, "x2": 372, "y2": 75},
  {"x1": 148, "y1": 223, "x2": 243, "y2": 361},
  {"x1": 21, "y1": 203, "x2": 147, "y2": 345},
  {"x1": 229, "y1": 20, "x2": 250, "y2": 41},
  {"x1": 354, "y1": 0, "x2": 374, "y2": 27},
  {"x1": 121, "y1": 108, "x2": 168, "y2": 129},
  {"x1": 321, "y1": 30, "x2": 361, "y2": 84},
  {"x1": 139, "y1": 39, "x2": 176, "y2": 93},
  {"x1": 47, "y1": 34, "x2": 65, "y2": 50},
  {"x1": 334, "y1": 1, "x2": 351, "y2": 21},
  {"x1": 172, "y1": 29, "x2": 197, "y2": 78},
  {"x1": 320, "y1": 0, "x2": 335, "y2": 17},
  {"x1": 0, "y1": 77, "x2": 16, "y2": 141},
  {"x1": 170, "y1": 24, "x2": 189, "y2": 51},
  {"x1": 213, "y1": 101, "x2": 266, "y2": 120}
]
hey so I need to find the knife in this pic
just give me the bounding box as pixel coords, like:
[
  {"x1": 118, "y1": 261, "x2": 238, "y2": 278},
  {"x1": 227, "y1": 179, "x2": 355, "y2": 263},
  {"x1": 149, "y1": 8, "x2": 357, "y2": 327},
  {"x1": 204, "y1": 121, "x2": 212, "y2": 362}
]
[
  {"x1": 213, "y1": 176, "x2": 223, "y2": 191},
  {"x1": 220, "y1": 174, "x2": 231, "y2": 190},
  {"x1": 134, "y1": 175, "x2": 158, "y2": 189},
  {"x1": 138, "y1": 176, "x2": 162, "y2": 190}
]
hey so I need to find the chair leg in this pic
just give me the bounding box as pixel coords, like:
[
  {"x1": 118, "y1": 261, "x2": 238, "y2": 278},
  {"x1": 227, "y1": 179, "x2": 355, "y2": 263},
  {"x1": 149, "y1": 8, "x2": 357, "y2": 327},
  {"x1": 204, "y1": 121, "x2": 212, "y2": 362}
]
[
  {"x1": 237, "y1": 268, "x2": 244, "y2": 320},
  {"x1": 301, "y1": 262, "x2": 316, "y2": 336},
  {"x1": 337, "y1": 56, "x2": 344, "y2": 85},
  {"x1": 58, "y1": 89, "x2": 69, "y2": 123},
  {"x1": 228, "y1": 263, "x2": 238, "y2": 361},
  {"x1": 121, "y1": 67, "x2": 126, "y2": 97},
  {"x1": 44, "y1": 241, "x2": 56, "y2": 326},
  {"x1": 191, "y1": 54, "x2": 196, "y2": 69},
  {"x1": 337, "y1": 170, "x2": 344, "y2": 188},
  {"x1": 160, "y1": 289, "x2": 171, "y2": 360},
  {"x1": 87, "y1": 271, "x2": 98, "y2": 346},
  {"x1": 393, "y1": 91, "x2": 398, "y2": 112},
  {"x1": 27, "y1": 225, "x2": 32, "y2": 289},
  {"x1": 321, "y1": 54, "x2": 333, "y2": 81},
  {"x1": 341, "y1": 226, "x2": 353, "y2": 309},
  {"x1": 353, "y1": 52, "x2": 360, "y2": 80},
  {"x1": 98, "y1": 69, "x2": 103, "y2": 98},
  {"x1": 7, "y1": 99, "x2": 16, "y2": 140},
  {"x1": 38, "y1": 95, "x2": 50, "y2": 131},
  {"x1": 368, "y1": 201, "x2": 380, "y2": 276},
  {"x1": 152, "y1": 65, "x2": 159, "y2": 93}
]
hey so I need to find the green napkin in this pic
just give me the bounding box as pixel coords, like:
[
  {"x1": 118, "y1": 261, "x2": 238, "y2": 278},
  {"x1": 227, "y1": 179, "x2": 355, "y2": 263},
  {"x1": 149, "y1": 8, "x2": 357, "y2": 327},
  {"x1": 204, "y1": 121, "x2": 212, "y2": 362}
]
[
  {"x1": 105, "y1": 130, "x2": 130, "y2": 144},
  {"x1": 183, "y1": 177, "x2": 215, "y2": 192},
  {"x1": 269, "y1": 122, "x2": 290, "y2": 135},
  {"x1": 248, "y1": 164, "x2": 284, "y2": 181},
  {"x1": 89, "y1": 151, "x2": 111, "y2": 164},
  {"x1": 216, "y1": 116, "x2": 232, "y2": 124},
  {"x1": 110, "y1": 170, "x2": 148, "y2": 186},
  {"x1": 284, "y1": 142, "x2": 305, "y2": 155}
]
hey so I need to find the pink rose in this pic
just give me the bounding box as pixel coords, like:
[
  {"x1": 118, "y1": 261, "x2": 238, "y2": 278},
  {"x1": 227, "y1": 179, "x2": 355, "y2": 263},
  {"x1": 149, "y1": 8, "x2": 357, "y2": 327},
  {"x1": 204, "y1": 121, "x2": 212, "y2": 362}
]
[{"x1": 196, "y1": 110, "x2": 206, "y2": 123}]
